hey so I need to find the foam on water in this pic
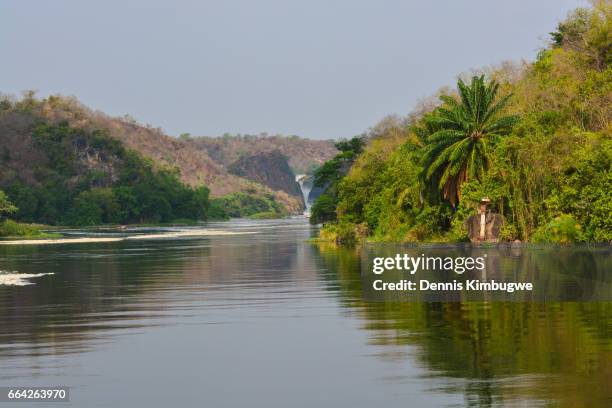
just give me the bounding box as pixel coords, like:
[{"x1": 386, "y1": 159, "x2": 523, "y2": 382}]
[
  {"x1": 0, "y1": 271, "x2": 54, "y2": 286},
  {"x1": 0, "y1": 230, "x2": 254, "y2": 245}
]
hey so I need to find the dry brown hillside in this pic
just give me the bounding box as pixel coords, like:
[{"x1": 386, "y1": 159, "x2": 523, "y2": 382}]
[
  {"x1": 2, "y1": 94, "x2": 332, "y2": 214},
  {"x1": 189, "y1": 134, "x2": 337, "y2": 175}
]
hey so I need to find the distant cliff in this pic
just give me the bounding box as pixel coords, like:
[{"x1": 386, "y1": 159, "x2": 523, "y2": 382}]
[
  {"x1": 228, "y1": 151, "x2": 304, "y2": 208},
  {"x1": 189, "y1": 134, "x2": 337, "y2": 175}
]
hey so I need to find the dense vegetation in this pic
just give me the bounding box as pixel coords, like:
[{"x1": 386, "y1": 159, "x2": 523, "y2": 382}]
[
  {"x1": 1, "y1": 93, "x2": 322, "y2": 220},
  {"x1": 212, "y1": 192, "x2": 286, "y2": 219},
  {"x1": 0, "y1": 120, "x2": 213, "y2": 227},
  {"x1": 0, "y1": 190, "x2": 16, "y2": 222},
  {"x1": 312, "y1": 2, "x2": 611, "y2": 244},
  {"x1": 309, "y1": 137, "x2": 365, "y2": 224},
  {"x1": 0, "y1": 88, "x2": 330, "y2": 225}
]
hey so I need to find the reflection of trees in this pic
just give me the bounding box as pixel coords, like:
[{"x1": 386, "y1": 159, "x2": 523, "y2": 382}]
[
  {"x1": 0, "y1": 241, "x2": 203, "y2": 359},
  {"x1": 497, "y1": 246, "x2": 610, "y2": 301},
  {"x1": 312, "y1": 243, "x2": 612, "y2": 407},
  {"x1": 0, "y1": 231, "x2": 304, "y2": 362}
]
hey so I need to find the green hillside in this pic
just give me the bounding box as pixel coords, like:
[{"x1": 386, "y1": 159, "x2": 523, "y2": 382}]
[
  {"x1": 0, "y1": 107, "x2": 212, "y2": 226},
  {"x1": 313, "y1": 2, "x2": 611, "y2": 244}
]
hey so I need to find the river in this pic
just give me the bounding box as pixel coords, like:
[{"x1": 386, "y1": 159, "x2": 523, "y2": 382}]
[{"x1": 0, "y1": 218, "x2": 610, "y2": 407}]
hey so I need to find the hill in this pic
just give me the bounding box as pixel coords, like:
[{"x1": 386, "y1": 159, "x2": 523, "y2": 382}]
[
  {"x1": 0, "y1": 94, "x2": 335, "y2": 221},
  {"x1": 188, "y1": 134, "x2": 337, "y2": 175},
  {"x1": 0, "y1": 108, "x2": 211, "y2": 225},
  {"x1": 313, "y1": 1, "x2": 611, "y2": 244}
]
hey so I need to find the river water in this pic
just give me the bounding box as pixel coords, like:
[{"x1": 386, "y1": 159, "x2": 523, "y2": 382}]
[{"x1": 0, "y1": 218, "x2": 610, "y2": 407}]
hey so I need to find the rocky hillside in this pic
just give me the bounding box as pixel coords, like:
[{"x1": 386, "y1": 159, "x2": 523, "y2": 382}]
[
  {"x1": 24, "y1": 95, "x2": 250, "y2": 196},
  {"x1": 0, "y1": 94, "x2": 333, "y2": 215},
  {"x1": 228, "y1": 151, "x2": 304, "y2": 206},
  {"x1": 189, "y1": 134, "x2": 337, "y2": 175}
]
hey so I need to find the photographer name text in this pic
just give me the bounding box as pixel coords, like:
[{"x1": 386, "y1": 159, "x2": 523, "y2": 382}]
[{"x1": 371, "y1": 254, "x2": 533, "y2": 293}]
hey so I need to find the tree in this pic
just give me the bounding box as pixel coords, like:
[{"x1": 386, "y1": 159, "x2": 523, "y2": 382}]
[
  {"x1": 549, "y1": 1, "x2": 612, "y2": 70},
  {"x1": 310, "y1": 136, "x2": 365, "y2": 224},
  {"x1": 312, "y1": 136, "x2": 364, "y2": 188},
  {"x1": 67, "y1": 188, "x2": 120, "y2": 225},
  {"x1": 0, "y1": 190, "x2": 18, "y2": 221},
  {"x1": 421, "y1": 75, "x2": 518, "y2": 206},
  {"x1": 310, "y1": 194, "x2": 337, "y2": 224}
]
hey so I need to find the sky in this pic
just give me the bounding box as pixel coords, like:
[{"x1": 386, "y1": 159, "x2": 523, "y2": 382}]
[{"x1": 1, "y1": 0, "x2": 585, "y2": 139}]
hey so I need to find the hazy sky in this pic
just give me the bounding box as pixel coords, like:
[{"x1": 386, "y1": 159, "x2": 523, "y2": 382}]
[{"x1": 1, "y1": 0, "x2": 584, "y2": 139}]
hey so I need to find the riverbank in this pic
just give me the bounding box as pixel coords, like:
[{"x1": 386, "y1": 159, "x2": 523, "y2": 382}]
[
  {"x1": 315, "y1": 219, "x2": 612, "y2": 246},
  {"x1": 0, "y1": 227, "x2": 256, "y2": 245},
  {"x1": 0, "y1": 220, "x2": 60, "y2": 239}
]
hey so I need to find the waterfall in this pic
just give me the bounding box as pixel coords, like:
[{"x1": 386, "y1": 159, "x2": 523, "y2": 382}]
[{"x1": 296, "y1": 174, "x2": 312, "y2": 215}]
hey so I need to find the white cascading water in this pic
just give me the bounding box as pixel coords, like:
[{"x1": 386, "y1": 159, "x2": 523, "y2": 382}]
[{"x1": 295, "y1": 174, "x2": 312, "y2": 216}]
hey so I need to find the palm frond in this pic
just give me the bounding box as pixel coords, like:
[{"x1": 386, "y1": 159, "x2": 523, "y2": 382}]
[
  {"x1": 420, "y1": 75, "x2": 519, "y2": 206},
  {"x1": 427, "y1": 129, "x2": 465, "y2": 144}
]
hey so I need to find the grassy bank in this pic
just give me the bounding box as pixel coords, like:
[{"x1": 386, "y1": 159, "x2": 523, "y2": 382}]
[{"x1": 0, "y1": 220, "x2": 60, "y2": 239}]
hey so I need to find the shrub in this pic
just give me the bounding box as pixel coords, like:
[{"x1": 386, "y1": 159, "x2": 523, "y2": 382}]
[
  {"x1": 310, "y1": 194, "x2": 337, "y2": 224},
  {"x1": 318, "y1": 222, "x2": 362, "y2": 245},
  {"x1": 0, "y1": 220, "x2": 52, "y2": 238},
  {"x1": 0, "y1": 190, "x2": 17, "y2": 221},
  {"x1": 532, "y1": 215, "x2": 585, "y2": 244},
  {"x1": 208, "y1": 199, "x2": 230, "y2": 220},
  {"x1": 216, "y1": 192, "x2": 283, "y2": 218},
  {"x1": 499, "y1": 223, "x2": 519, "y2": 242}
]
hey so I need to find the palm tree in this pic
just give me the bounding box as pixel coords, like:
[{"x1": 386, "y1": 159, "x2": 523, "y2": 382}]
[{"x1": 421, "y1": 75, "x2": 518, "y2": 206}]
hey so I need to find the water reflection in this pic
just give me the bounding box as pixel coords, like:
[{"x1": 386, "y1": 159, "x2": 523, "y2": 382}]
[
  {"x1": 0, "y1": 219, "x2": 610, "y2": 407},
  {"x1": 313, "y1": 242, "x2": 612, "y2": 407},
  {"x1": 0, "y1": 220, "x2": 310, "y2": 361}
]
